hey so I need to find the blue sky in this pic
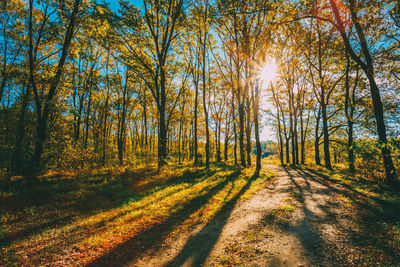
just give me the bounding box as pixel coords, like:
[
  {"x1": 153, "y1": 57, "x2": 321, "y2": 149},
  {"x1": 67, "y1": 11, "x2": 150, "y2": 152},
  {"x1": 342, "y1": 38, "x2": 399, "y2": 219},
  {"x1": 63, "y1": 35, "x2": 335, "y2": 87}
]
[{"x1": 100, "y1": 0, "x2": 143, "y2": 11}]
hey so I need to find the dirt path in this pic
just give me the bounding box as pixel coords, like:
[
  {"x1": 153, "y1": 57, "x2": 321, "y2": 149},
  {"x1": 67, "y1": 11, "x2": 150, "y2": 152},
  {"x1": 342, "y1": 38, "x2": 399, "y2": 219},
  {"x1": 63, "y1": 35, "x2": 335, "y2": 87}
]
[{"x1": 131, "y1": 165, "x2": 352, "y2": 267}]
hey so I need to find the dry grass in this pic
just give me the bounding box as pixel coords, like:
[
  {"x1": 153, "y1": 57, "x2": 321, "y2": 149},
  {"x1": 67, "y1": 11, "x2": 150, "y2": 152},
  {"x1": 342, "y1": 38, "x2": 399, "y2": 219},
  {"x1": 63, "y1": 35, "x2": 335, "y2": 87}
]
[{"x1": 0, "y1": 162, "x2": 274, "y2": 266}]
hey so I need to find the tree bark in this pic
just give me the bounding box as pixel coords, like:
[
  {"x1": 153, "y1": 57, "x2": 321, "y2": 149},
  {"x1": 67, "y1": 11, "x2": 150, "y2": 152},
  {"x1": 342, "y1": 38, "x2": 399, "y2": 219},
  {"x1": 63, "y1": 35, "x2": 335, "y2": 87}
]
[
  {"x1": 193, "y1": 80, "x2": 199, "y2": 165},
  {"x1": 315, "y1": 107, "x2": 321, "y2": 166},
  {"x1": 253, "y1": 81, "x2": 262, "y2": 172},
  {"x1": 246, "y1": 95, "x2": 252, "y2": 166},
  {"x1": 321, "y1": 102, "x2": 332, "y2": 169}
]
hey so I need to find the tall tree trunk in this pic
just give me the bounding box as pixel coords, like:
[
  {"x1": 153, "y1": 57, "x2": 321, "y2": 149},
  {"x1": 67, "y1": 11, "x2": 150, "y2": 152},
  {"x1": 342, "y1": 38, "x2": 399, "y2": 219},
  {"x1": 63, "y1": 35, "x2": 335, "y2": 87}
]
[
  {"x1": 294, "y1": 117, "x2": 299, "y2": 165},
  {"x1": 300, "y1": 109, "x2": 309, "y2": 165},
  {"x1": 272, "y1": 84, "x2": 284, "y2": 165},
  {"x1": 202, "y1": 58, "x2": 210, "y2": 168},
  {"x1": 321, "y1": 102, "x2": 331, "y2": 169},
  {"x1": 285, "y1": 137, "x2": 290, "y2": 165},
  {"x1": 290, "y1": 112, "x2": 295, "y2": 165},
  {"x1": 178, "y1": 100, "x2": 185, "y2": 164},
  {"x1": 231, "y1": 87, "x2": 237, "y2": 165},
  {"x1": 102, "y1": 54, "x2": 111, "y2": 166},
  {"x1": 84, "y1": 89, "x2": 92, "y2": 149},
  {"x1": 158, "y1": 64, "x2": 168, "y2": 167},
  {"x1": 193, "y1": 81, "x2": 199, "y2": 165},
  {"x1": 118, "y1": 70, "x2": 129, "y2": 165},
  {"x1": 224, "y1": 136, "x2": 228, "y2": 161},
  {"x1": 143, "y1": 85, "x2": 148, "y2": 151},
  {"x1": 300, "y1": 109, "x2": 305, "y2": 165},
  {"x1": 238, "y1": 95, "x2": 246, "y2": 167},
  {"x1": 246, "y1": 96, "x2": 251, "y2": 166},
  {"x1": 366, "y1": 74, "x2": 396, "y2": 182},
  {"x1": 253, "y1": 81, "x2": 262, "y2": 172},
  {"x1": 224, "y1": 109, "x2": 229, "y2": 161},
  {"x1": 234, "y1": 122, "x2": 238, "y2": 165},
  {"x1": 277, "y1": 118, "x2": 284, "y2": 165},
  {"x1": 315, "y1": 107, "x2": 321, "y2": 166},
  {"x1": 344, "y1": 55, "x2": 356, "y2": 173},
  {"x1": 217, "y1": 121, "x2": 221, "y2": 162},
  {"x1": 13, "y1": 84, "x2": 29, "y2": 174}
]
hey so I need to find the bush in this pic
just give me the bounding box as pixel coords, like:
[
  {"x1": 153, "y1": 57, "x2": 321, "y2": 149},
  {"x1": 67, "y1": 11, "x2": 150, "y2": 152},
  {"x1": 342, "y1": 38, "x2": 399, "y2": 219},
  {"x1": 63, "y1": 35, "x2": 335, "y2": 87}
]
[
  {"x1": 354, "y1": 138, "x2": 385, "y2": 180},
  {"x1": 45, "y1": 137, "x2": 97, "y2": 170}
]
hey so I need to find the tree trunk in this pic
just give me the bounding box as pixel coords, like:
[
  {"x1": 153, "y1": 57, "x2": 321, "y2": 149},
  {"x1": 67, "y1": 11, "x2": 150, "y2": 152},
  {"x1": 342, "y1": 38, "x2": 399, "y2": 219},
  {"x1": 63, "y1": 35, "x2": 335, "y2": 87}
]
[
  {"x1": 143, "y1": 85, "x2": 148, "y2": 151},
  {"x1": 314, "y1": 107, "x2": 321, "y2": 165},
  {"x1": 158, "y1": 62, "x2": 168, "y2": 168},
  {"x1": 285, "y1": 137, "x2": 290, "y2": 165},
  {"x1": 366, "y1": 74, "x2": 397, "y2": 184},
  {"x1": 231, "y1": 87, "x2": 237, "y2": 165},
  {"x1": 347, "y1": 122, "x2": 355, "y2": 172},
  {"x1": 253, "y1": 81, "x2": 262, "y2": 172},
  {"x1": 290, "y1": 112, "x2": 295, "y2": 165},
  {"x1": 294, "y1": 117, "x2": 299, "y2": 165},
  {"x1": 344, "y1": 55, "x2": 356, "y2": 173},
  {"x1": 217, "y1": 121, "x2": 221, "y2": 162},
  {"x1": 246, "y1": 96, "x2": 251, "y2": 166},
  {"x1": 194, "y1": 81, "x2": 199, "y2": 165},
  {"x1": 118, "y1": 70, "x2": 129, "y2": 165},
  {"x1": 278, "y1": 119, "x2": 284, "y2": 165},
  {"x1": 224, "y1": 109, "x2": 229, "y2": 161},
  {"x1": 238, "y1": 96, "x2": 246, "y2": 167},
  {"x1": 300, "y1": 110, "x2": 305, "y2": 165},
  {"x1": 202, "y1": 55, "x2": 210, "y2": 168},
  {"x1": 321, "y1": 103, "x2": 331, "y2": 169},
  {"x1": 84, "y1": 89, "x2": 92, "y2": 149},
  {"x1": 13, "y1": 84, "x2": 29, "y2": 174},
  {"x1": 178, "y1": 100, "x2": 185, "y2": 164}
]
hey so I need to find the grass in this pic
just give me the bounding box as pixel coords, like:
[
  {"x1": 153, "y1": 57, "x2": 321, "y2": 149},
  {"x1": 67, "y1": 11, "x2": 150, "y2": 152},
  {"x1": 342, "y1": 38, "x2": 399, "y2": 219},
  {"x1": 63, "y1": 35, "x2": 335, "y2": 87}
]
[
  {"x1": 0, "y1": 162, "x2": 275, "y2": 266},
  {"x1": 276, "y1": 204, "x2": 295, "y2": 212}
]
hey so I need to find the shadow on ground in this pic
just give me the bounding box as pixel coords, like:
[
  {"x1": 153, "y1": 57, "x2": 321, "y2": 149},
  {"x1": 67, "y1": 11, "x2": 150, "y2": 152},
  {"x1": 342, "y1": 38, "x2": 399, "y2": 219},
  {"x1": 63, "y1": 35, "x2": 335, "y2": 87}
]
[
  {"x1": 261, "y1": 166, "x2": 400, "y2": 266},
  {"x1": 87, "y1": 168, "x2": 249, "y2": 266},
  {"x1": 163, "y1": 172, "x2": 259, "y2": 267},
  {"x1": 0, "y1": 164, "x2": 218, "y2": 244}
]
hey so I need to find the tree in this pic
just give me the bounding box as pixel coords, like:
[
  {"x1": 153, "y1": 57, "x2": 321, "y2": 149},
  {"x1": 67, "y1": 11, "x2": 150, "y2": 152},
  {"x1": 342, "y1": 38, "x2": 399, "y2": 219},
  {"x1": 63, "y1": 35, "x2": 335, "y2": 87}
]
[
  {"x1": 27, "y1": 0, "x2": 82, "y2": 182},
  {"x1": 312, "y1": 0, "x2": 398, "y2": 184}
]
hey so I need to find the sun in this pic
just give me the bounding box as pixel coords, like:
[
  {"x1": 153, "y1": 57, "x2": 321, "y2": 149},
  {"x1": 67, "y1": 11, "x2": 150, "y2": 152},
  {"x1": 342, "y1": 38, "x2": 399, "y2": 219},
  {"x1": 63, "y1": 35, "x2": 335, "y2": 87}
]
[{"x1": 259, "y1": 60, "x2": 278, "y2": 84}]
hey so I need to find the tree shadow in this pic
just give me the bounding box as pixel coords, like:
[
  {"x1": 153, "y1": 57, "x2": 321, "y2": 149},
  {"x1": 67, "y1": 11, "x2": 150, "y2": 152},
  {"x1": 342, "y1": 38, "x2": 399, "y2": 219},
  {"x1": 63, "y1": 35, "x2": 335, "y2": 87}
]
[
  {"x1": 1, "y1": 166, "x2": 218, "y2": 245},
  {"x1": 164, "y1": 171, "x2": 259, "y2": 267},
  {"x1": 277, "y1": 167, "x2": 346, "y2": 265},
  {"x1": 295, "y1": 168, "x2": 400, "y2": 222},
  {"x1": 86, "y1": 169, "x2": 243, "y2": 266},
  {"x1": 295, "y1": 168, "x2": 400, "y2": 263},
  {"x1": 277, "y1": 167, "x2": 400, "y2": 265}
]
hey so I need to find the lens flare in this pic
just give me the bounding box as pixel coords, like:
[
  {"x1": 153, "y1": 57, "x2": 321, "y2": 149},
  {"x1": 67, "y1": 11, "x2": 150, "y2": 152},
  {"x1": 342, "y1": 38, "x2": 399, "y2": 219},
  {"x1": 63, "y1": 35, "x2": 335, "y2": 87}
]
[{"x1": 260, "y1": 60, "x2": 278, "y2": 84}]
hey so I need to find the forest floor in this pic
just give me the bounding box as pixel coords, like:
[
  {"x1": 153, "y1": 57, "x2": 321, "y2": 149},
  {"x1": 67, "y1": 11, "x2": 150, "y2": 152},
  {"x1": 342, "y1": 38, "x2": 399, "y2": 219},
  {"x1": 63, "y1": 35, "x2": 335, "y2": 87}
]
[
  {"x1": 132, "y1": 164, "x2": 400, "y2": 267},
  {"x1": 1, "y1": 162, "x2": 400, "y2": 266},
  {"x1": 0, "y1": 162, "x2": 274, "y2": 266}
]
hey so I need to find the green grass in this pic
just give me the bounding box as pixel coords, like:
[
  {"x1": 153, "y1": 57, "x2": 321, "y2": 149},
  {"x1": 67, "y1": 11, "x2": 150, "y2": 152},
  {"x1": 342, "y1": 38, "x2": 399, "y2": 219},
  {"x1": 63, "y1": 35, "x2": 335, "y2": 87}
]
[
  {"x1": 0, "y1": 162, "x2": 275, "y2": 266},
  {"x1": 276, "y1": 204, "x2": 295, "y2": 212}
]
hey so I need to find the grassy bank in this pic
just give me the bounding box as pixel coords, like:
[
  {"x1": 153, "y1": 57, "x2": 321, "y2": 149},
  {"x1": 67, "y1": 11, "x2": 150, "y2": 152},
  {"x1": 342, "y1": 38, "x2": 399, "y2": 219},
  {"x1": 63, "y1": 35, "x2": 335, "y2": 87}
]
[{"x1": 0, "y1": 162, "x2": 275, "y2": 266}]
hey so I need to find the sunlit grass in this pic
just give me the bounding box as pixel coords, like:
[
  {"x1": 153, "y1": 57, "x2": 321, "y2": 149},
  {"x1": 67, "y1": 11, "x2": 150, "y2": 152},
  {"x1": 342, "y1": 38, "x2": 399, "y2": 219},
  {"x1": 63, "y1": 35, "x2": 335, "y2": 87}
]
[{"x1": 0, "y1": 162, "x2": 275, "y2": 266}]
